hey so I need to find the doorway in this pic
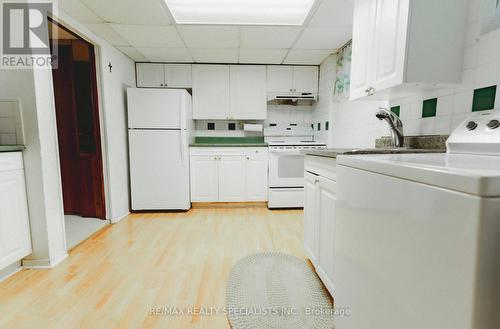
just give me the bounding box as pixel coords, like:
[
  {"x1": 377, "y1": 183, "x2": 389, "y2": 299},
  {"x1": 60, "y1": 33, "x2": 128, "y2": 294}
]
[{"x1": 49, "y1": 20, "x2": 108, "y2": 249}]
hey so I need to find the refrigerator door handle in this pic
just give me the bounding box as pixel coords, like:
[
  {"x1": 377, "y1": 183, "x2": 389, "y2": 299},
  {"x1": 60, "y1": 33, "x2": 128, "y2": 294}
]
[{"x1": 179, "y1": 131, "x2": 185, "y2": 167}]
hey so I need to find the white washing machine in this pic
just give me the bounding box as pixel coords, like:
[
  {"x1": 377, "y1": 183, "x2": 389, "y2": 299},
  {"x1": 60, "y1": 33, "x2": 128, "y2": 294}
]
[{"x1": 333, "y1": 110, "x2": 500, "y2": 329}]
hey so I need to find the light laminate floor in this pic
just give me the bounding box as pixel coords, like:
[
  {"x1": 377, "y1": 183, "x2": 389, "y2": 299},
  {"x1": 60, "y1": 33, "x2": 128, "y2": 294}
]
[
  {"x1": 0, "y1": 207, "x2": 305, "y2": 329},
  {"x1": 65, "y1": 215, "x2": 109, "y2": 250}
]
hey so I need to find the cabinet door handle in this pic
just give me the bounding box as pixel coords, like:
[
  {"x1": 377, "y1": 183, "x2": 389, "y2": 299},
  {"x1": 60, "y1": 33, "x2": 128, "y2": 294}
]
[
  {"x1": 214, "y1": 156, "x2": 217, "y2": 160},
  {"x1": 246, "y1": 156, "x2": 250, "y2": 160}
]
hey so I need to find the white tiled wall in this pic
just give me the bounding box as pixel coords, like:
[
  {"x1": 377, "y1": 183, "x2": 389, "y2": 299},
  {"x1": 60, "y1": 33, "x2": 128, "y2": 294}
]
[
  {"x1": 391, "y1": 0, "x2": 500, "y2": 136},
  {"x1": 194, "y1": 104, "x2": 313, "y2": 137},
  {"x1": 0, "y1": 100, "x2": 24, "y2": 145},
  {"x1": 312, "y1": 55, "x2": 389, "y2": 148}
]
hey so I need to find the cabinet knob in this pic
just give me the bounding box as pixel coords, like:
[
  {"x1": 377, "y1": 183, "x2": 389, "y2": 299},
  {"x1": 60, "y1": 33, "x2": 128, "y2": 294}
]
[
  {"x1": 214, "y1": 156, "x2": 218, "y2": 160},
  {"x1": 365, "y1": 87, "x2": 375, "y2": 96},
  {"x1": 246, "y1": 156, "x2": 250, "y2": 160}
]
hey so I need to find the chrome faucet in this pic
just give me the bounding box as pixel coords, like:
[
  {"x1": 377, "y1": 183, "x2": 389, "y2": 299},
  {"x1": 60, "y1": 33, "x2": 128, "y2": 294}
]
[{"x1": 376, "y1": 108, "x2": 405, "y2": 148}]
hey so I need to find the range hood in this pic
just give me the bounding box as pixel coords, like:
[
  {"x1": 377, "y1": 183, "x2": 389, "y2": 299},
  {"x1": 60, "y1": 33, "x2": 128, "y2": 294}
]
[{"x1": 267, "y1": 92, "x2": 318, "y2": 106}]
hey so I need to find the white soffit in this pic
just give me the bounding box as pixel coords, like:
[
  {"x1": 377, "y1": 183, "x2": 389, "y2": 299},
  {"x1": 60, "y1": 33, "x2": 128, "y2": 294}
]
[
  {"x1": 239, "y1": 49, "x2": 288, "y2": 64},
  {"x1": 111, "y1": 25, "x2": 184, "y2": 48},
  {"x1": 294, "y1": 27, "x2": 352, "y2": 49},
  {"x1": 240, "y1": 26, "x2": 302, "y2": 49},
  {"x1": 81, "y1": 0, "x2": 172, "y2": 25},
  {"x1": 190, "y1": 48, "x2": 239, "y2": 63},
  {"x1": 136, "y1": 47, "x2": 193, "y2": 62},
  {"x1": 177, "y1": 26, "x2": 240, "y2": 48}
]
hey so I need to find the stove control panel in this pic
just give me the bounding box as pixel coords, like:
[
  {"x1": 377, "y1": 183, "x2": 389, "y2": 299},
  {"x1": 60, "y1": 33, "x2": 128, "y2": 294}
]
[{"x1": 447, "y1": 109, "x2": 500, "y2": 155}]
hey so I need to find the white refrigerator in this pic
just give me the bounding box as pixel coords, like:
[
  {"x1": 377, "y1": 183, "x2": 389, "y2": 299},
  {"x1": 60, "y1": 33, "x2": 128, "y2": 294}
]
[{"x1": 127, "y1": 88, "x2": 193, "y2": 210}]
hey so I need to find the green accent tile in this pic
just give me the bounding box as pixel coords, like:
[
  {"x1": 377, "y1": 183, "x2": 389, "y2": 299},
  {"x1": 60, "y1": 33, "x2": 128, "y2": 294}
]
[
  {"x1": 472, "y1": 85, "x2": 497, "y2": 112},
  {"x1": 422, "y1": 98, "x2": 437, "y2": 118},
  {"x1": 391, "y1": 106, "x2": 400, "y2": 117},
  {"x1": 325, "y1": 121, "x2": 330, "y2": 131},
  {"x1": 317, "y1": 123, "x2": 321, "y2": 131},
  {"x1": 194, "y1": 136, "x2": 265, "y2": 145}
]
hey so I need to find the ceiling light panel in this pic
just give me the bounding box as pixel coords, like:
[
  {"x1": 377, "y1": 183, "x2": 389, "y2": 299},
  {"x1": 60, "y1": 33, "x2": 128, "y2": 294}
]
[{"x1": 164, "y1": 0, "x2": 316, "y2": 25}]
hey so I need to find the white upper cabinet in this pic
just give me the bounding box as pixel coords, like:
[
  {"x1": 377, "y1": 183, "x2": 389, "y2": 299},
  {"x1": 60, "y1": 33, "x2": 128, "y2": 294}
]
[
  {"x1": 267, "y1": 65, "x2": 319, "y2": 94},
  {"x1": 293, "y1": 66, "x2": 319, "y2": 94},
  {"x1": 192, "y1": 65, "x2": 231, "y2": 120},
  {"x1": 136, "y1": 63, "x2": 192, "y2": 88},
  {"x1": 267, "y1": 66, "x2": 294, "y2": 93},
  {"x1": 136, "y1": 63, "x2": 165, "y2": 88},
  {"x1": 164, "y1": 64, "x2": 192, "y2": 88},
  {"x1": 350, "y1": 0, "x2": 468, "y2": 100},
  {"x1": 230, "y1": 65, "x2": 267, "y2": 120}
]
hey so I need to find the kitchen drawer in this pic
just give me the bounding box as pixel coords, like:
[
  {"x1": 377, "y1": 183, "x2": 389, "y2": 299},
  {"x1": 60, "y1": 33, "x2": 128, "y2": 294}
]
[
  {"x1": 0, "y1": 152, "x2": 23, "y2": 173},
  {"x1": 305, "y1": 156, "x2": 336, "y2": 182},
  {"x1": 190, "y1": 147, "x2": 246, "y2": 156},
  {"x1": 244, "y1": 148, "x2": 268, "y2": 156}
]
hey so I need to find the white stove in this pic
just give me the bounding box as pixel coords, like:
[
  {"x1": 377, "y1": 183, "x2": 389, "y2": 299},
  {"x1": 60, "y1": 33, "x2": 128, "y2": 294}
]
[{"x1": 264, "y1": 125, "x2": 326, "y2": 208}]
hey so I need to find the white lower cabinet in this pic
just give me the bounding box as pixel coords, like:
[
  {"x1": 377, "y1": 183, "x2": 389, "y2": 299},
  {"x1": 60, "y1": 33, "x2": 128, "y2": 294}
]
[
  {"x1": 0, "y1": 152, "x2": 31, "y2": 271},
  {"x1": 218, "y1": 156, "x2": 246, "y2": 202},
  {"x1": 304, "y1": 156, "x2": 337, "y2": 296},
  {"x1": 190, "y1": 148, "x2": 268, "y2": 203},
  {"x1": 190, "y1": 155, "x2": 219, "y2": 202}
]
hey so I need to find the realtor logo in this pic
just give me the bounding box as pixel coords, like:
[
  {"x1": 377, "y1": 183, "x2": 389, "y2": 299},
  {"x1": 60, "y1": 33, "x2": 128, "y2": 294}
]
[{"x1": 1, "y1": 1, "x2": 57, "y2": 68}]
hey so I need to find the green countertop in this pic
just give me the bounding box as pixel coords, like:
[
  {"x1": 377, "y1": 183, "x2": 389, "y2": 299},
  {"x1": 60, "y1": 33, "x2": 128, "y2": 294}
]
[
  {"x1": 190, "y1": 136, "x2": 267, "y2": 148},
  {"x1": 0, "y1": 145, "x2": 25, "y2": 152}
]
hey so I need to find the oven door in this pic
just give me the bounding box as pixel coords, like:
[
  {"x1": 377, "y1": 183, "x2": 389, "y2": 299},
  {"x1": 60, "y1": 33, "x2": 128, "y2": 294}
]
[{"x1": 269, "y1": 148, "x2": 306, "y2": 188}]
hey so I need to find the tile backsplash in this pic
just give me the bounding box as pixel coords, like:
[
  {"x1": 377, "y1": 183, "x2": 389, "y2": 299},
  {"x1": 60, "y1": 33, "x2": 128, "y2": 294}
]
[
  {"x1": 0, "y1": 100, "x2": 24, "y2": 145},
  {"x1": 390, "y1": 0, "x2": 500, "y2": 136}
]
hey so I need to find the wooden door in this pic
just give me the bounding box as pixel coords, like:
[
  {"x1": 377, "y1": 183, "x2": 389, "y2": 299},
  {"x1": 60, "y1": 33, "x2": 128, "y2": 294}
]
[
  {"x1": 192, "y1": 65, "x2": 230, "y2": 120},
  {"x1": 52, "y1": 37, "x2": 106, "y2": 219},
  {"x1": 229, "y1": 65, "x2": 267, "y2": 120}
]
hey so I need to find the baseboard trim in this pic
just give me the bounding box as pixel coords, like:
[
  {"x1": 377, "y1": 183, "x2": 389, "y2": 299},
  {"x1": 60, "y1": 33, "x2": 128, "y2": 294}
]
[
  {"x1": 192, "y1": 202, "x2": 268, "y2": 209},
  {"x1": 0, "y1": 261, "x2": 22, "y2": 282},
  {"x1": 111, "y1": 212, "x2": 130, "y2": 224},
  {"x1": 22, "y1": 252, "x2": 68, "y2": 269}
]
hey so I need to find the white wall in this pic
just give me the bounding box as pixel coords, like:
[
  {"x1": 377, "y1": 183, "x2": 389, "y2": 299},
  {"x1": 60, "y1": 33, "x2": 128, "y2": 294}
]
[
  {"x1": 390, "y1": 0, "x2": 500, "y2": 136},
  {"x1": 312, "y1": 55, "x2": 389, "y2": 148},
  {"x1": 55, "y1": 9, "x2": 136, "y2": 223}
]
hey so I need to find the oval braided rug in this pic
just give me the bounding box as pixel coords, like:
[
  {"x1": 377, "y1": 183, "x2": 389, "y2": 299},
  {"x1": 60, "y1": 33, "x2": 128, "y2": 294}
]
[{"x1": 226, "y1": 252, "x2": 335, "y2": 329}]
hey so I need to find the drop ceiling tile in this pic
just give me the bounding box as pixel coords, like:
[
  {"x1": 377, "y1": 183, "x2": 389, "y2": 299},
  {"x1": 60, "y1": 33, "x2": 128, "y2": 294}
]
[
  {"x1": 111, "y1": 25, "x2": 184, "y2": 48},
  {"x1": 177, "y1": 26, "x2": 239, "y2": 48},
  {"x1": 116, "y1": 46, "x2": 148, "y2": 62},
  {"x1": 294, "y1": 28, "x2": 351, "y2": 50},
  {"x1": 59, "y1": 0, "x2": 103, "y2": 23},
  {"x1": 240, "y1": 26, "x2": 302, "y2": 49},
  {"x1": 284, "y1": 50, "x2": 334, "y2": 65},
  {"x1": 190, "y1": 48, "x2": 239, "y2": 63},
  {"x1": 136, "y1": 47, "x2": 192, "y2": 62},
  {"x1": 81, "y1": 0, "x2": 171, "y2": 25},
  {"x1": 85, "y1": 23, "x2": 130, "y2": 46},
  {"x1": 239, "y1": 49, "x2": 287, "y2": 64},
  {"x1": 309, "y1": 0, "x2": 354, "y2": 28}
]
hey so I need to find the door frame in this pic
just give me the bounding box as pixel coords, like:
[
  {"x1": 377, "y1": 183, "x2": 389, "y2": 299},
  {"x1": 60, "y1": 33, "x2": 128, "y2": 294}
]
[{"x1": 49, "y1": 18, "x2": 110, "y2": 220}]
